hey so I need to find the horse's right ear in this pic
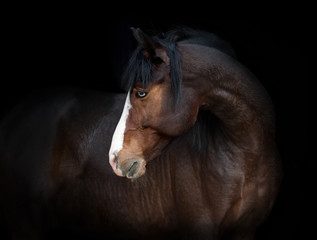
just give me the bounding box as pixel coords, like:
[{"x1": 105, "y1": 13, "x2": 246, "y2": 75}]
[{"x1": 131, "y1": 27, "x2": 169, "y2": 64}]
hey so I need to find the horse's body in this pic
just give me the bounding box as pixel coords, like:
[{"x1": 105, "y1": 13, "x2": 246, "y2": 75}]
[{"x1": 0, "y1": 28, "x2": 281, "y2": 240}]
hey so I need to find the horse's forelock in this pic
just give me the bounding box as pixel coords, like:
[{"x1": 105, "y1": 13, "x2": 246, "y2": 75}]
[{"x1": 122, "y1": 36, "x2": 182, "y2": 105}]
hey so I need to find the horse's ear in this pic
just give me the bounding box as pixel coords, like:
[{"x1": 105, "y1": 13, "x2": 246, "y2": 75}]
[{"x1": 131, "y1": 27, "x2": 169, "y2": 64}]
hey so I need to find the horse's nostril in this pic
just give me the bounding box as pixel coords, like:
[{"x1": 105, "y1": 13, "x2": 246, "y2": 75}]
[
  {"x1": 114, "y1": 155, "x2": 119, "y2": 169},
  {"x1": 126, "y1": 160, "x2": 139, "y2": 178}
]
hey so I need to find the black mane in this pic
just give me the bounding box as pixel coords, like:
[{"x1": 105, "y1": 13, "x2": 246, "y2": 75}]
[
  {"x1": 122, "y1": 27, "x2": 236, "y2": 99},
  {"x1": 160, "y1": 27, "x2": 236, "y2": 59}
]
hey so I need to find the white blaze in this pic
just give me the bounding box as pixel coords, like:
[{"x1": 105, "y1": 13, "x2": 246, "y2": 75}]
[{"x1": 109, "y1": 91, "x2": 132, "y2": 167}]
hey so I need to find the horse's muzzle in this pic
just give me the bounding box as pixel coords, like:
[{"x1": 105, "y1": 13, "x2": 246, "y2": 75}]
[{"x1": 109, "y1": 153, "x2": 146, "y2": 179}]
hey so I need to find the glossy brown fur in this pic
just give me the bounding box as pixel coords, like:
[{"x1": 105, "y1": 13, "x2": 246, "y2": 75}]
[
  {"x1": 0, "y1": 28, "x2": 282, "y2": 240},
  {"x1": 111, "y1": 29, "x2": 282, "y2": 238}
]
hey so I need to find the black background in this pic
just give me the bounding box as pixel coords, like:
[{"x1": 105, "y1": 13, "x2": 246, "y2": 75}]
[{"x1": 2, "y1": 4, "x2": 311, "y2": 239}]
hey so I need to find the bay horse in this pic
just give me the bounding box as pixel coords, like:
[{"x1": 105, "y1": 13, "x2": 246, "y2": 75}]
[{"x1": 0, "y1": 27, "x2": 282, "y2": 239}]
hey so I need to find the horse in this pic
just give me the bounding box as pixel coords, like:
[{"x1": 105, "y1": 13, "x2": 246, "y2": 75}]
[{"x1": 0, "y1": 27, "x2": 282, "y2": 239}]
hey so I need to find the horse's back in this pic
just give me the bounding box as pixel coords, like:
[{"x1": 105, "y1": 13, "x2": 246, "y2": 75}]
[{"x1": 0, "y1": 88, "x2": 125, "y2": 239}]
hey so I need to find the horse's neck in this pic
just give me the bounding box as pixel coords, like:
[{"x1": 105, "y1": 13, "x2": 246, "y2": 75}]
[
  {"x1": 211, "y1": 76, "x2": 272, "y2": 141},
  {"x1": 183, "y1": 46, "x2": 275, "y2": 153}
]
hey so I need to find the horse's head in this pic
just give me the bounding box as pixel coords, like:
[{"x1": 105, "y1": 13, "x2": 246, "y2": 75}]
[{"x1": 109, "y1": 28, "x2": 207, "y2": 179}]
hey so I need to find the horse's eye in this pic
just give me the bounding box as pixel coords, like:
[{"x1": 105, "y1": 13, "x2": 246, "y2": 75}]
[{"x1": 135, "y1": 90, "x2": 147, "y2": 98}]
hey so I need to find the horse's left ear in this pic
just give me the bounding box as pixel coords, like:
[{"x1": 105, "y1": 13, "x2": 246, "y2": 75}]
[{"x1": 131, "y1": 27, "x2": 169, "y2": 65}]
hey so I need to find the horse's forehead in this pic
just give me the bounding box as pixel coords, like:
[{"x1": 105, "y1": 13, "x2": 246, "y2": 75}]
[{"x1": 133, "y1": 63, "x2": 170, "y2": 89}]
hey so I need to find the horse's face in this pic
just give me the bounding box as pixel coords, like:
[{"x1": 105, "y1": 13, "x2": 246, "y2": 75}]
[
  {"x1": 109, "y1": 66, "x2": 201, "y2": 179},
  {"x1": 109, "y1": 29, "x2": 203, "y2": 179}
]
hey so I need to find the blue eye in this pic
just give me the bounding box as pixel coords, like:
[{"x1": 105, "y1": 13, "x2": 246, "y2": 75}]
[{"x1": 135, "y1": 91, "x2": 147, "y2": 98}]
